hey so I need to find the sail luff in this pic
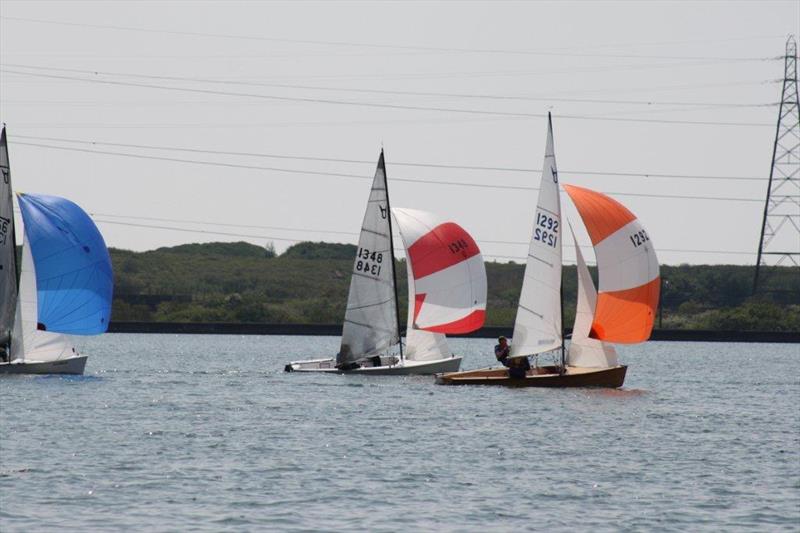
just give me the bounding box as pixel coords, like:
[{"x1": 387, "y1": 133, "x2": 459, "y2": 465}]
[
  {"x1": 510, "y1": 113, "x2": 563, "y2": 357},
  {"x1": 0, "y1": 126, "x2": 19, "y2": 349},
  {"x1": 381, "y1": 150, "x2": 404, "y2": 361},
  {"x1": 337, "y1": 154, "x2": 400, "y2": 365}
]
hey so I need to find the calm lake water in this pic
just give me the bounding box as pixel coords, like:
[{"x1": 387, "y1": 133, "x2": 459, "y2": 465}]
[{"x1": 1, "y1": 335, "x2": 798, "y2": 531}]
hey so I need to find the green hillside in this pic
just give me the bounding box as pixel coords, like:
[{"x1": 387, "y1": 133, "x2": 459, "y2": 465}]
[{"x1": 109, "y1": 241, "x2": 800, "y2": 331}]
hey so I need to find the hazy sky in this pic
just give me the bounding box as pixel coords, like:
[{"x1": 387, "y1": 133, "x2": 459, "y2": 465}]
[{"x1": 1, "y1": 0, "x2": 798, "y2": 266}]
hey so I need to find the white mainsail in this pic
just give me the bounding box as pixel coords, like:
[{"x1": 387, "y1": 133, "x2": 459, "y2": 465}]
[
  {"x1": 510, "y1": 113, "x2": 563, "y2": 357},
  {"x1": 337, "y1": 152, "x2": 400, "y2": 365},
  {"x1": 0, "y1": 126, "x2": 17, "y2": 348},
  {"x1": 567, "y1": 227, "x2": 618, "y2": 368}
]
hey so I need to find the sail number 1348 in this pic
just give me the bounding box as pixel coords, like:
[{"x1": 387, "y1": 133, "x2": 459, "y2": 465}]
[{"x1": 355, "y1": 247, "x2": 383, "y2": 277}]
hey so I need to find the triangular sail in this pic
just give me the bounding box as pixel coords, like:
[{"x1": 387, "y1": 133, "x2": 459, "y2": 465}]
[
  {"x1": 0, "y1": 126, "x2": 18, "y2": 348},
  {"x1": 563, "y1": 185, "x2": 660, "y2": 343},
  {"x1": 567, "y1": 226, "x2": 618, "y2": 368},
  {"x1": 393, "y1": 208, "x2": 486, "y2": 346},
  {"x1": 10, "y1": 239, "x2": 72, "y2": 363},
  {"x1": 338, "y1": 153, "x2": 400, "y2": 365},
  {"x1": 510, "y1": 113, "x2": 563, "y2": 357},
  {"x1": 16, "y1": 193, "x2": 114, "y2": 336}
]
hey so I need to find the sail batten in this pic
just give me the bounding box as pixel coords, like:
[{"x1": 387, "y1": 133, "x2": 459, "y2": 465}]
[
  {"x1": 337, "y1": 153, "x2": 400, "y2": 365},
  {"x1": 510, "y1": 114, "x2": 563, "y2": 357}
]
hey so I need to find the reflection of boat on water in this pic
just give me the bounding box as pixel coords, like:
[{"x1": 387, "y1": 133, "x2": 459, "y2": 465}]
[
  {"x1": 285, "y1": 151, "x2": 487, "y2": 375},
  {"x1": 437, "y1": 115, "x2": 659, "y2": 388},
  {"x1": 0, "y1": 126, "x2": 114, "y2": 376}
]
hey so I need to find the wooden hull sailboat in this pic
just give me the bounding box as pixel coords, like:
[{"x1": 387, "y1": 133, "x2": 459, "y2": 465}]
[
  {"x1": 0, "y1": 127, "x2": 114, "y2": 376},
  {"x1": 284, "y1": 151, "x2": 487, "y2": 375},
  {"x1": 435, "y1": 114, "x2": 659, "y2": 389},
  {"x1": 436, "y1": 364, "x2": 626, "y2": 387}
]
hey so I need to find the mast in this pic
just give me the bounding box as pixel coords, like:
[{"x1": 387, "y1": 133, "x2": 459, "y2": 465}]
[
  {"x1": 549, "y1": 112, "x2": 566, "y2": 373},
  {"x1": 381, "y1": 149, "x2": 404, "y2": 361},
  {"x1": 559, "y1": 271, "x2": 566, "y2": 373}
]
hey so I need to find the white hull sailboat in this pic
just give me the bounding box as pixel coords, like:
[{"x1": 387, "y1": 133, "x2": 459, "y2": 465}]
[
  {"x1": 438, "y1": 114, "x2": 659, "y2": 387},
  {"x1": 0, "y1": 126, "x2": 114, "y2": 376},
  {"x1": 285, "y1": 151, "x2": 487, "y2": 375},
  {"x1": 284, "y1": 355, "x2": 462, "y2": 375},
  {"x1": 1, "y1": 355, "x2": 88, "y2": 375}
]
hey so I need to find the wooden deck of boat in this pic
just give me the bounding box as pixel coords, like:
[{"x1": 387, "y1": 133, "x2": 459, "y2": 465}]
[{"x1": 436, "y1": 365, "x2": 627, "y2": 388}]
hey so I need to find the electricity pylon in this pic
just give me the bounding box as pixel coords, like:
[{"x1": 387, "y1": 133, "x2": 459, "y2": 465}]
[{"x1": 754, "y1": 35, "x2": 800, "y2": 294}]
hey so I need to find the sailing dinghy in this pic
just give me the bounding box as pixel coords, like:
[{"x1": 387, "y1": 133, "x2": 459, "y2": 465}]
[
  {"x1": 0, "y1": 127, "x2": 114, "y2": 375},
  {"x1": 436, "y1": 115, "x2": 659, "y2": 387},
  {"x1": 285, "y1": 151, "x2": 487, "y2": 375}
]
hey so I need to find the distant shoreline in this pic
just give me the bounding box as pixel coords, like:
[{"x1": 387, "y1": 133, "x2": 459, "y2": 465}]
[{"x1": 106, "y1": 322, "x2": 800, "y2": 343}]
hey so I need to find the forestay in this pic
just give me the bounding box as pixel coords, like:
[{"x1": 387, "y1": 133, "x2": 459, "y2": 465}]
[
  {"x1": 0, "y1": 126, "x2": 17, "y2": 347},
  {"x1": 563, "y1": 184, "x2": 660, "y2": 344},
  {"x1": 16, "y1": 193, "x2": 114, "y2": 336},
  {"x1": 338, "y1": 153, "x2": 400, "y2": 365},
  {"x1": 567, "y1": 226, "x2": 618, "y2": 368},
  {"x1": 393, "y1": 208, "x2": 486, "y2": 340},
  {"x1": 510, "y1": 113, "x2": 563, "y2": 357}
]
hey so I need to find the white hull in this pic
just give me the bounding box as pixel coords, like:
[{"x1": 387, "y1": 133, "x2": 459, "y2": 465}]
[
  {"x1": 0, "y1": 354, "x2": 88, "y2": 375},
  {"x1": 285, "y1": 355, "x2": 462, "y2": 375}
]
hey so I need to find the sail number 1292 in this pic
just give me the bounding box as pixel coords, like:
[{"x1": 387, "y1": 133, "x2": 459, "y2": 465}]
[{"x1": 534, "y1": 212, "x2": 559, "y2": 248}]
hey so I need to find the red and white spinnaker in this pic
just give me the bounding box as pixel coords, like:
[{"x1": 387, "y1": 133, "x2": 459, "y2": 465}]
[{"x1": 393, "y1": 208, "x2": 486, "y2": 360}]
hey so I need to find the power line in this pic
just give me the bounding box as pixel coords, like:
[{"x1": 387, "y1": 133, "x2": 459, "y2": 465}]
[
  {"x1": 0, "y1": 16, "x2": 775, "y2": 61},
  {"x1": 92, "y1": 218, "x2": 755, "y2": 261},
  {"x1": 11, "y1": 134, "x2": 764, "y2": 182},
  {"x1": 11, "y1": 141, "x2": 764, "y2": 203},
  {"x1": 89, "y1": 212, "x2": 757, "y2": 256},
  {"x1": 1, "y1": 63, "x2": 776, "y2": 109},
  {"x1": 0, "y1": 68, "x2": 774, "y2": 127}
]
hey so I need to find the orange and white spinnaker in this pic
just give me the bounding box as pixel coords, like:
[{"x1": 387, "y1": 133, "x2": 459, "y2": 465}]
[
  {"x1": 393, "y1": 208, "x2": 487, "y2": 335},
  {"x1": 563, "y1": 184, "x2": 660, "y2": 344}
]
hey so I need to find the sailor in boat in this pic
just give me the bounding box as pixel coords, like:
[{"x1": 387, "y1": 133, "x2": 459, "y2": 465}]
[
  {"x1": 494, "y1": 336, "x2": 531, "y2": 378},
  {"x1": 0, "y1": 343, "x2": 8, "y2": 363},
  {"x1": 494, "y1": 336, "x2": 510, "y2": 362}
]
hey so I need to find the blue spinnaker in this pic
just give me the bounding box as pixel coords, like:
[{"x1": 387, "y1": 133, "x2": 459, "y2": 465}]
[{"x1": 17, "y1": 193, "x2": 113, "y2": 335}]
